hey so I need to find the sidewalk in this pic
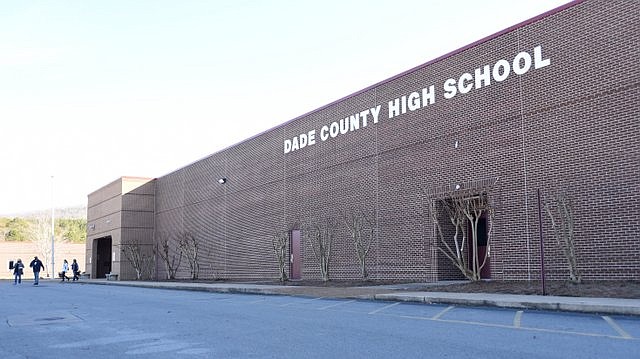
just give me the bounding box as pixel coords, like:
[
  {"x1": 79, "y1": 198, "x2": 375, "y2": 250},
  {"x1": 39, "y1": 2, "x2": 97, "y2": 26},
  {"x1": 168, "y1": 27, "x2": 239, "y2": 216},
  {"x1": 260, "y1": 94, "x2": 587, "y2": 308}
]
[{"x1": 85, "y1": 279, "x2": 640, "y2": 316}]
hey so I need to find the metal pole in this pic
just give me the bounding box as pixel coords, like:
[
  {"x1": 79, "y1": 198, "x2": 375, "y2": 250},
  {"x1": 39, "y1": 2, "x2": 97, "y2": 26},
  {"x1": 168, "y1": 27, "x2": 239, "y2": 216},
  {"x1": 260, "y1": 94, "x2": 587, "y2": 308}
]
[
  {"x1": 51, "y1": 175, "x2": 55, "y2": 280},
  {"x1": 537, "y1": 188, "x2": 546, "y2": 296}
]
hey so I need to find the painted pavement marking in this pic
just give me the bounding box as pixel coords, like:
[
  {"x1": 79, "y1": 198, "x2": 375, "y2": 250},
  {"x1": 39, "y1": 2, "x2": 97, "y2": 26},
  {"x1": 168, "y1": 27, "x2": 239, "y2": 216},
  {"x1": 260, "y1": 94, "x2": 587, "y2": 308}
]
[
  {"x1": 514, "y1": 311, "x2": 523, "y2": 328},
  {"x1": 318, "y1": 299, "x2": 356, "y2": 310},
  {"x1": 602, "y1": 316, "x2": 633, "y2": 339},
  {"x1": 279, "y1": 296, "x2": 326, "y2": 307},
  {"x1": 368, "y1": 302, "x2": 400, "y2": 315},
  {"x1": 432, "y1": 306, "x2": 455, "y2": 320}
]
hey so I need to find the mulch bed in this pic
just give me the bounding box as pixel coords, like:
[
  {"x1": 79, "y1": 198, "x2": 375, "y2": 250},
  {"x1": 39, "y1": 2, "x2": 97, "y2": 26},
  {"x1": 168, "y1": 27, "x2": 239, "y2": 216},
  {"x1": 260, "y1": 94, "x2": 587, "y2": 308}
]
[
  {"x1": 421, "y1": 280, "x2": 640, "y2": 299},
  {"x1": 262, "y1": 279, "x2": 640, "y2": 299}
]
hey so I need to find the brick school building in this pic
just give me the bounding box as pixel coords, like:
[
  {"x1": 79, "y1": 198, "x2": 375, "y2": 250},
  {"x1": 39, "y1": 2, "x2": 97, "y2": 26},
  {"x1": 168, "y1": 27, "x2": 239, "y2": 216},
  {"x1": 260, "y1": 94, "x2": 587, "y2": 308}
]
[{"x1": 86, "y1": 0, "x2": 639, "y2": 282}]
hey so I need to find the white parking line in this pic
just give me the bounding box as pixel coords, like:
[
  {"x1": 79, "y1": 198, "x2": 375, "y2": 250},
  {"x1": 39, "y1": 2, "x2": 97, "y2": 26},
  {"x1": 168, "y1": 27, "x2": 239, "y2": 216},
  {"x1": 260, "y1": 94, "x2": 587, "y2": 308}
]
[
  {"x1": 318, "y1": 300, "x2": 356, "y2": 310},
  {"x1": 279, "y1": 296, "x2": 326, "y2": 307},
  {"x1": 370, "y1": 310, "x2": 636, "y2": 341},
  {"x1": 432, "y1": 306, "x2": 455, "y2": 320},
  {"x1": 514, "y1": 311, "x2": 523, "y2": 328},
  {"x1": 368, "y1": 302, "x2": 400, "y2": 315},
  {"x1": 602, "y1": 316, "x2": 632, "y2": 339}
]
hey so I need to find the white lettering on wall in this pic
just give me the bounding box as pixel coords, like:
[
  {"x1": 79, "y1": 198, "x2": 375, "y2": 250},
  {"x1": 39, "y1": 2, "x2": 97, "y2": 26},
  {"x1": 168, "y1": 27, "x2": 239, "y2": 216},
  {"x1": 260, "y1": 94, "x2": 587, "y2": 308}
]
[
  {"x1": 389, "y1": 85, "x2": 435, "y2": 119},
  {"x1": 443, "y1": 45, "x2": 550, "y2": 99},
  {"x1": 284, "y1": 45, "x2": 551, "y2": 154},
  {"x1": 283, "y1": 130, "x2": 317, "y2": 154}
]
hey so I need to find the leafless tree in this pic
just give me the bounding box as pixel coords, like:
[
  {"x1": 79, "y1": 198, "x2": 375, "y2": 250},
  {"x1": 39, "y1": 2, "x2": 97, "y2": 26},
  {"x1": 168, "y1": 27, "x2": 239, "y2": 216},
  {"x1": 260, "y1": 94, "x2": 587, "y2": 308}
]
[
  {"x1": 544, "y1": 189, "x2": 581, "y2": 283},
  {"x1": 122, "y1": 238, "x2": 155, "y2": 280},
  {"x1": 428, "y1": 178, "x2": 497, "y2": 281},
  {"x1": 305, "y1": 218, "x2": 335, "y2": 282},
  {"x1": 178, "y1": 231, "x2": 199, "y2": 280},
  {"x1": 462, "y1": 194, "x2": 494, "y2": 280},
  {"x1": 342, "y1": 209, "x2": 375, "y2": 279},
  {"x1": 155, "y1": 232, "x2": 182, "y2": 280},
  {"x1": 271, "y1": 231, "x2": 288, "y2": 282},
  {"x1": 428, "y1": 196, "x2": 473, "y2": 279},
  {"x1": 30, "y1": 214, "x2": 53, "y2": 278}
]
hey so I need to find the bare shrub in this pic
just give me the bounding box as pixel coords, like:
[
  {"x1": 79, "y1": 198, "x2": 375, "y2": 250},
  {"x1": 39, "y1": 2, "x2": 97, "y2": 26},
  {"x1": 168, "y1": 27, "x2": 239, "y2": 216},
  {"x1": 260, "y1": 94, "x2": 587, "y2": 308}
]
[
  {"x1": 122, "y1": 238, "x2": 155, "y2": 280},
  {"x1": 271, "y1": 231, "x2": 288, "y2": 282},
  {"x1": 155, "y1": 232, "x2": 182, "y2": 280},
  {"x1": 544, "y1": 189, "x2": 581, "y2": 283},
  {"x1": 342, "y1": 209, "x2": 375, "y2": 279},
  {"x1": 428, "y1": 178, "x2": 497, "y2": 281},
  {"x1": 178, "y1": 231, "x2": 200, "y2": 280},
  {"x1": 305, "y1": 218, "x2": 335, "y2": 282}
]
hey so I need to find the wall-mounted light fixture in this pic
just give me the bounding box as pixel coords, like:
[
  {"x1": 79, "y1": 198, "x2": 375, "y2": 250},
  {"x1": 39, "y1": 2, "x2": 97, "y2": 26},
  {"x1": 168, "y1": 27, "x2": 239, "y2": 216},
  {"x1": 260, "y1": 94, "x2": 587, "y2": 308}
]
[
  {"x1": 218, "y1": 177, "x2": 227, "y2": 184},
  {"x1": 455, "y1": 184, "x2": 461, "y2": 190}
]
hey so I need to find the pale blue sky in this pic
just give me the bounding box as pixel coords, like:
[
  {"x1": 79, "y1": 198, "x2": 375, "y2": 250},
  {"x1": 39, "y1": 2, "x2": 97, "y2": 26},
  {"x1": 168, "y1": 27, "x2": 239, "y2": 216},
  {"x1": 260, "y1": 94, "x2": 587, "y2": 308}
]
[{"x1": 0, "y1": 0, "x2": 569, "y2": 215}]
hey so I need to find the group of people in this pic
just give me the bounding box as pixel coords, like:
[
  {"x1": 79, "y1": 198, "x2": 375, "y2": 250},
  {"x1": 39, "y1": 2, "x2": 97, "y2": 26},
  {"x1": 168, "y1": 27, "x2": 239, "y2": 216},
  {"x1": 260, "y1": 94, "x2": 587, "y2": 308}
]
[
  {"x1": 59, "y1": 258, "x2": 80, "y2": 282},
  {"x1": 11, "y1": 256, "x2": 80, "y2": 285}
]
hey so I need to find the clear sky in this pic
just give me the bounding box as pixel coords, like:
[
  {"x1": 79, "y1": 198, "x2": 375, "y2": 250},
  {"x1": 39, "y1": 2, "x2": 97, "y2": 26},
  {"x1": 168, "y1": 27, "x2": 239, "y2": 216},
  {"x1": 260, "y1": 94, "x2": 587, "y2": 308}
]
[{"x1": 0, "y1": 0, "x2": 570, "y2": 215}]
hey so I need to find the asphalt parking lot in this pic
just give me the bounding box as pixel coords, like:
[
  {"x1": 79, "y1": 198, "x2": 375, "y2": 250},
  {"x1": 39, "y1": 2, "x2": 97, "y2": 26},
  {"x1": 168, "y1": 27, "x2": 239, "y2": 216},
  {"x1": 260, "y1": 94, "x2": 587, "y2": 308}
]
[{"x1": 1, "y1": 281, "x2": 638, "y2": 358}]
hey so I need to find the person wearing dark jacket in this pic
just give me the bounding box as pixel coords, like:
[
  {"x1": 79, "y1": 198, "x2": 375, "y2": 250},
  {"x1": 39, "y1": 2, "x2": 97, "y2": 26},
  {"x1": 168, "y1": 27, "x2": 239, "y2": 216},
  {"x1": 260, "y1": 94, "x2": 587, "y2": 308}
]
[
  {"x1": 29, "y1": 256, "x2": 45, "y2": 285},
  {"x1": 71, "y1": 259, "x2": 80, "y2": 281},
  {"x1": 13, "y1": 259, "x2": 24, "y2": 285}
]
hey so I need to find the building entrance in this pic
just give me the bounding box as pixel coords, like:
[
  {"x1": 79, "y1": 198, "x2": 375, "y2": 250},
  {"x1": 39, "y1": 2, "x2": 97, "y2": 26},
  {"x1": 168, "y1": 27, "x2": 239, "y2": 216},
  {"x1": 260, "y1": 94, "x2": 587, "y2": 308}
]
[
  {"x1": 469, "y1": 216, "x2": 490, "y2": 279},
  {"x1": 290, "y1": 230, "x2": 301, "y2": 280},
  {"x1": 94, "y1": 236, "x2": 112, "y2": 279}
]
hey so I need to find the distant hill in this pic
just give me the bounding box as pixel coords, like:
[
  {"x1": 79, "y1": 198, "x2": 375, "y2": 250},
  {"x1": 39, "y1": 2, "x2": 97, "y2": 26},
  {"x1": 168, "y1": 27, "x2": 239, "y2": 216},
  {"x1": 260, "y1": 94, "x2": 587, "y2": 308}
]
[{"x1": 2, "y1": 205, "x2": 87, "y2": 219}]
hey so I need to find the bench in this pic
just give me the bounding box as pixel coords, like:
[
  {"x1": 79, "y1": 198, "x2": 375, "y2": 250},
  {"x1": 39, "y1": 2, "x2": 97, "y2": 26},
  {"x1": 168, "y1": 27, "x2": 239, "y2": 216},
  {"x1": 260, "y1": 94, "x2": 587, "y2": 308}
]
[{"x1": 105, "y1": 273, "x2": 119, "y2": 281}]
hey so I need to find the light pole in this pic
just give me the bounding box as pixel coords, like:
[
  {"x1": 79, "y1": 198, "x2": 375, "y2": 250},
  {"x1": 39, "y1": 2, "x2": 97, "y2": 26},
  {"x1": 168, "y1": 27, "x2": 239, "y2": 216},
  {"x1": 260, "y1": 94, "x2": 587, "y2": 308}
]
[{"x1": 51, "y1": 175, "x2": 55, "y2": 279}]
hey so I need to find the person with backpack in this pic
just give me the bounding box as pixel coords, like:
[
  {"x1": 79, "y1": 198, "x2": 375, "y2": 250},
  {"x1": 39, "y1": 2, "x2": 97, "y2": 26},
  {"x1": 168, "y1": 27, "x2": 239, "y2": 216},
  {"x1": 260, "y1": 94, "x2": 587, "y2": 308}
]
[
  {"x1": 71, "y1": 259, "x2": 80, "y2": 281},
  {"x1": 29, "y1": 256, "x2": 45, "y2": 285},
  {"x1": 13, "y1": 259, "x2": 24, "y2": 285}
]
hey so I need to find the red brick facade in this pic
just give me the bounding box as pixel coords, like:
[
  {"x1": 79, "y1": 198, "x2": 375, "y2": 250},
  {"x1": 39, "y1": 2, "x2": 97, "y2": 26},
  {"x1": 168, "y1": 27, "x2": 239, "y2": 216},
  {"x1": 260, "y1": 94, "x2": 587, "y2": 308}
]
[{"x1": 100, "y1": 0, "x2": 639, "y2": 282}]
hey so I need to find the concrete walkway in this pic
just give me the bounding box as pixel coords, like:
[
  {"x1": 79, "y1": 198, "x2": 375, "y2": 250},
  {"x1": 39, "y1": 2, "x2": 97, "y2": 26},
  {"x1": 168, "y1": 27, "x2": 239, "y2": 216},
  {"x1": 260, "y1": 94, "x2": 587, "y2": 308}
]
[{"x1": 86, "y1": 279, "x2": 640, "y2": 316}]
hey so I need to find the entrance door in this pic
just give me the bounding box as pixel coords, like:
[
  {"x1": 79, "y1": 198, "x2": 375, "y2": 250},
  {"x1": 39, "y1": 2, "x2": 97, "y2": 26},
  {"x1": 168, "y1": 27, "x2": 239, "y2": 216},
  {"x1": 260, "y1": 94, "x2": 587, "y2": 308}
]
[
  {"x1": 469, "y1": 217, "x2": 491, "y2": 279},
  {"x1": 289, "y1": 230, "x2": 301, "y2": 280},
  {"x1": 95, "y1": 236, "x2": 112, "y2": 279}
]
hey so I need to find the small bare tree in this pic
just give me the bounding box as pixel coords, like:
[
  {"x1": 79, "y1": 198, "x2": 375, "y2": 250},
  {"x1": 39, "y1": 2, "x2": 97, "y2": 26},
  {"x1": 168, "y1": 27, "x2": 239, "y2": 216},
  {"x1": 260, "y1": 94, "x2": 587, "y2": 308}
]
[
  {"x1": 30, "y1": 214, "x2": 53, "y2": 278},
  {"x1": 178, "y1": 231, "x2": 199, "y2": 280},
  {"x1": 428, "y1": 178, "x2": 497, "y2": 281},
  {"x1": 271, "y1": 231, "x2": 288, "y2": 282},
  {"x1": 342, "y1": 209, "x2": 375, "y2": 279},
  {"x1": 306, "y1": 218, "x2": 335, "y2": 282},
  {"x1": 122, "y1": 238, "x2": 155, "y2": 280},
  {"x1": 544, "y1": 189, "x2": 581, "y2": 283},
  {"x1": 462, "y1": 195, "x2": 494, "y2": 281},
  {"x1": 155, "y1": 232, "x2": 182, "y2": 280},
  {"x1": 428, "y1": 196, "x2": 472, "y2": 279}
]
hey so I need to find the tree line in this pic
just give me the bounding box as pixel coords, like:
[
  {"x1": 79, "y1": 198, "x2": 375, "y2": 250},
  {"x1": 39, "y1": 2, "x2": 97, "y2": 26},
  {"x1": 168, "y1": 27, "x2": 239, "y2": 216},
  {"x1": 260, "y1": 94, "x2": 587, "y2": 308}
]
[{"x1": 0, "y1": 216, "x2": 87, "y2": 243}]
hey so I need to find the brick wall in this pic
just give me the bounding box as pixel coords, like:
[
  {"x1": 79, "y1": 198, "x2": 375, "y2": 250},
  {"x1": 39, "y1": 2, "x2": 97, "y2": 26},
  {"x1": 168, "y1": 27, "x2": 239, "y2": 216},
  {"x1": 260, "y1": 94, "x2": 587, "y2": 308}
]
[{"x1": 151, "y1": 0, "x2": 639, "y2": 282}]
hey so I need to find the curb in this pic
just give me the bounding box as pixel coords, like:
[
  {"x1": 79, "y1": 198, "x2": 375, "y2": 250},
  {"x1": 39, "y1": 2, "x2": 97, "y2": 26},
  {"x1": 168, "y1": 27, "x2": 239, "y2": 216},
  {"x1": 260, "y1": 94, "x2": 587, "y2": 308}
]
[
  {"x1": 373, "y1": 293, "x2": 640, "y2": 316},
  {"x1": 85, "y1": 281, "x2": 640, "y2": 316}
]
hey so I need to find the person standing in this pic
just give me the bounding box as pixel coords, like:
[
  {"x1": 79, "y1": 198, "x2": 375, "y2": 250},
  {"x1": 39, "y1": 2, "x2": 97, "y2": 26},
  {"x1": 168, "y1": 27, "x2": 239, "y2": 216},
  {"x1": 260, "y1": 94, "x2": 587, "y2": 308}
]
[
  {"x1": 13, "y1": 259, "x2": 24, "y2": 285},
  {"x1": 71, "y1": 259, "x2": 80, "y2": 281},
  {"x1": 29, "y1": 256, "x2": 45, "y2": 285},
  {"x1": 61, "y1": 259, "x2": 70, "y2": 282}
]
